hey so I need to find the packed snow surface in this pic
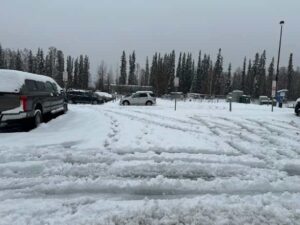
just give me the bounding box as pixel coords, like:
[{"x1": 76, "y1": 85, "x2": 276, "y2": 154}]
[{"x1": 1, "y1": 99, "x2": 300, "y2": 225}]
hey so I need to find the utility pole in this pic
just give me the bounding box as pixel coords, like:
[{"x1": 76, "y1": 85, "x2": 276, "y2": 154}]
[{"x1": 275, "y1": 21, "x2": 285, "y2": 101}]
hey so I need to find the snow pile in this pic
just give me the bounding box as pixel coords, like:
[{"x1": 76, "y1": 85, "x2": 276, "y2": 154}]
[{"x1": 0, "y1": 99, "x2": 300, "y2": 224}]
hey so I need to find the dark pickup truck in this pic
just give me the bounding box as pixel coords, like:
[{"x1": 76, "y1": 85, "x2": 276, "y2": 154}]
[{"x1": 0, "y1": 70, "x2": 68, "y2": 129}]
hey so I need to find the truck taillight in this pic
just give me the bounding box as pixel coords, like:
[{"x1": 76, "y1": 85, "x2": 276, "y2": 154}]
[{"x1": 20, "y1": 96, "x2": 27, "y2": 111}]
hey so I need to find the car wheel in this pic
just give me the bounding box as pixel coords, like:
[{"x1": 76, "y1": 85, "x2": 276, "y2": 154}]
[
  {"x1": 146, "y1": 101, "x2": 153, "y2": 106},
  {"x1": 63, "y1": 104, "x2": 68, "y2": 114},
  {"x1": 123, "y1": 101, "x2": 130, "y2": 106},
  {"x1": 33, "y1": 110, "x2": 42, "y2": 128}
]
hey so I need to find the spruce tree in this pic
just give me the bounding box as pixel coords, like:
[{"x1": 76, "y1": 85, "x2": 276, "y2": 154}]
[
  {"x1": 201, "y1": 54, "x2": 210, "y2": 94},
  {"x1": 241, "y1": 57, "x2": 246, "y2": 92},
  {"x1": 27, "y1": 50, "x2": 34, "y2": 73},
  {"x1": 15, "y1": 50, "x2": 23, "y2": 71},
  {"x1": 56, "y1": 50, "x2": 64, "y2": 87},
  {"x1": 66, "y1": 56, "x2": 74, "y2": 88},
  {"x1": 225, "y1": 63, "x2": 232, "y2": 94},
  {"x1": 97, "y1": 61, "x2": 106, "y2": 91},
  {"x1": 287, "y1": 53, "x2": 294, "y2": 99},
  {"x1": 176, "y1": 53, "x2": 182, "y2": 91},
  {"x1": 128, "y1": 51, "x2": 137, "y2": 85},
  {"x1": 167, "y1": 50, "x2": 176, "y2": 92},
  {"x1": 251, "y1": 53, "x2": 260, "y2": 97},
  {"x1": 83, "y1": 55, "x2": 90, "y2": 89},
  {"x1": 213, "y1": 49, "x2": 223, "y2": 95},
  {"x1": 119, "y1": 51, "x2": 127, "y2": 85},
  {"x1": 257, "y1": 50, "x2": 266, "y2": 96},
  {"x1": 150, "y1": 53, "x2": 158, "y2": 88},
  {"x1": 179, "y1": 53, "x2": 186, "y2": 92},
  {"x1": 73, "y1": 58, "x2": 79, "y2": 88},
  {"x1": 78, "y1": 55, "x2": 84, "y2": 89},
  {"x1": 0, "y1": 44, "x2": 4, "y2": 69},
  {"x1": 245, "y1": 60, "x2": 252, "y2": 95},
  {"x1": 36, "y1": 48, "x2": 45, "y2": 75},
  {"x1": 267, "y1": 57, "x2": 275, "y2": 96},
  {"x1": 145, "y1": 57, "x2": 150, "y2": 86}
]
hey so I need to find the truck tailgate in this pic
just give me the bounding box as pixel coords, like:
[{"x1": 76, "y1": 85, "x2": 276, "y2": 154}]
[{"x1": 0, "y1": 92, "x2": 20, "y2": 112}]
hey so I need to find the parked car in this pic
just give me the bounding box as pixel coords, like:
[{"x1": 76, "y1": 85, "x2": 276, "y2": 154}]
[
  {"x1": 120, "y1": 91, "x2": 156, "y2": 106},
  {"x1": 259, "y1": 96, "x2": 274, "y2": 105},
  {"x1": 67, "y1": 89, "x2": 104, "y2": 104},
  {"x1": 0, "y1": 70, "x2": 67, "y2": 129},
  {"x1": 295, "y1": 98, "x2": 300, "y2": 116}
]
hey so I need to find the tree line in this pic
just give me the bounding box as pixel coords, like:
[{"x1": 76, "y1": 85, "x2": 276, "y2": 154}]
[
  {"x1": 0, "y1": 43, "x2": 90, "y2": 89},
  {"x1": 1, "y1": 42, "x2": 299, "y2": 99},
  {"x1": 116, "y1": 49, "x2": 300, "y2": 99}
]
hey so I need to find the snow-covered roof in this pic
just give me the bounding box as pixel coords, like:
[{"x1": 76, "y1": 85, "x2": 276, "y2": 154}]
[
  {"x1": 0, "y1": 69, "x2": 61, "y2": 93},
  {"x1": 95, "y1": 91, "x2": 113, "y2": 98}
]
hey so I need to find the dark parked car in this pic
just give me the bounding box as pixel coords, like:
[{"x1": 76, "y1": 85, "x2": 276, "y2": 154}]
[
  {"x1": 67, "y1": 90, "x2": 104, "y2": 104},
  {"x1": 0, "y1": 70, "x2": 68, "y2": 129}
]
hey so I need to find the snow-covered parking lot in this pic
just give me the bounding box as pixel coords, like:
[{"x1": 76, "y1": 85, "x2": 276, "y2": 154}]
[{"x1": 1, "y1": 99, "x2": 300, "y2": 225}]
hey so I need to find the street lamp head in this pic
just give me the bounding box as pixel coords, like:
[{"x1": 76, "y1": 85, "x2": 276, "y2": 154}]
[{"x1": 280, "y1": 21, "x2": 285, "y2": 25}]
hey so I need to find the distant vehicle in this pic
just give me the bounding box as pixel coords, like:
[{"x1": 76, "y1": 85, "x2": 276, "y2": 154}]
[
  {"x1": 170, "y1": 92, "x2": 184, "y2": 100},
  {"x1": 187, "y1": 93, "x2": 204, "y2": 99},
  {"x1": 295, "y1": 98, "x2": 300, "y2": 116},
  {"x1": 259, "y1": 96, "x2": 274, "y2": 105},
  {"x1": 0, "y1": 70, "x2": 67, "y2": 129},
  {"x1": 120, "y1": 91, "x2": 156, "y2": 106},
  {"x1": 67, "y1": 89, "x2": 104, "y2": 104},
  {"x1": 227, "y1": 90, "x2": 244, "y2": 102},
  {"x1": 94, "y1": 91, "x2": 114, "y2": 102}
]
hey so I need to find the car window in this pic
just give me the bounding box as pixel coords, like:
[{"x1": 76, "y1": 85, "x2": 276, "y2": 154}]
[
  {"x1": 45, "y1": 81, "x2": 55, "y2": 93},
  {"x1": 51, "y1": 83, "x2": 58, "y2": 93},
  {"x1": 139, "y1": 93, "x2": 147, "y2": 98},
  {"x1": 149, "y1": 93, "x2": 155, "y2": 97},
  {"x1": 25, "y1": 79, "x2": 38, "y2": 92},
  {"x1": 36, "y1": 81, "x2": 46, "y2": 91}
]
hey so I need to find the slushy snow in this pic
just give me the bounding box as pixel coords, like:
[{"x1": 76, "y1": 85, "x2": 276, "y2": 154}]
[{"x1": 0, "y1": 99, "x2": 300, "y2": 225}]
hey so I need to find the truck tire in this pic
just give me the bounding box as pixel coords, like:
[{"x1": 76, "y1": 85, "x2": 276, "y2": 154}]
[{"x1": 33, "y1": 109, "x2": 42, "y2": 128}]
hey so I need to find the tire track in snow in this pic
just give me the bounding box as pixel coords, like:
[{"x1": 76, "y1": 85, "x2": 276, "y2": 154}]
[{"x1": 105, "y1": 109, "x2": 205, "y2": 135}]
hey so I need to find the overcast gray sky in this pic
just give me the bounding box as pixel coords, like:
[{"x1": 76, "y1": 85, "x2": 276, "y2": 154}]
[{"x1": 1, "y1": 0, "x2": 299, "y2": 75}]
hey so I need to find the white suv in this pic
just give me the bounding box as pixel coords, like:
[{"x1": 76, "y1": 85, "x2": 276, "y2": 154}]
[{"x1": 120, "y1": 91, "x2": 156, "y2": 106}]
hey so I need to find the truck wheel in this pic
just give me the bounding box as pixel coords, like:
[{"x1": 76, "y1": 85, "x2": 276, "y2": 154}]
[{"x1": 33, "y1": 110, "x2": 43, "y2": 128}]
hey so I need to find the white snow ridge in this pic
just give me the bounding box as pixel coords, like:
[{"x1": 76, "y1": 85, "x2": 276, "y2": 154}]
[{"x1": 1, "y1": 99, "x2": 300, "y2": 225}]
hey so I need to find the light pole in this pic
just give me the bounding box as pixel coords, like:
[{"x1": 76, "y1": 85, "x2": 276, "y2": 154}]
[{"x1": 275, "y1": 20, "x2": 285, "y2": 95}]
